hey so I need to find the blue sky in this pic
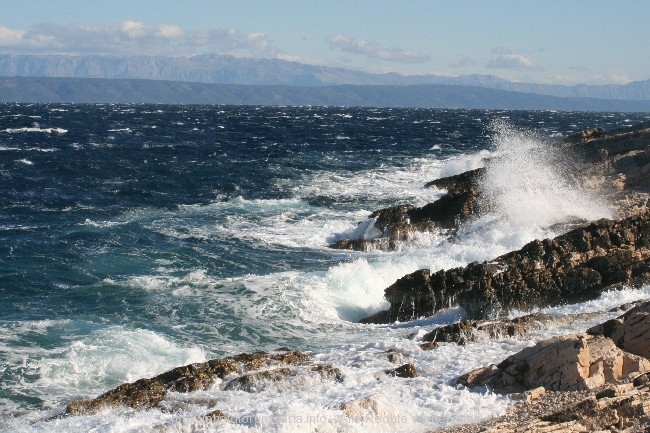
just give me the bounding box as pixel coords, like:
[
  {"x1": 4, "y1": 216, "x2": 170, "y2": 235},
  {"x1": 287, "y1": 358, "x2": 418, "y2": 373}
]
[{"x1": 1, "y1": 0, "x2": 648, "y2": 85}]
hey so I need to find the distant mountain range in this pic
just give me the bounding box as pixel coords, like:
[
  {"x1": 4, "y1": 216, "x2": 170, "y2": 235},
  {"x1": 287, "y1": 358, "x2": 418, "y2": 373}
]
[{"x1": 1, "y1": 53, "x2": 649, "y2": 110}]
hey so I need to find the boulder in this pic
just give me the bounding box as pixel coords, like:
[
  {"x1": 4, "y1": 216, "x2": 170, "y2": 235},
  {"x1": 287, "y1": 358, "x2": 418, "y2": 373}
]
[
  {"x1": 588, "y1": 301, "x2": 650, "y2": 357},
  {"x1": 340, "y1": 393, "x2": 394, "y2": 422},
  {"x1": 385, "y1": 363, "x2": 418, "y2": 378}
]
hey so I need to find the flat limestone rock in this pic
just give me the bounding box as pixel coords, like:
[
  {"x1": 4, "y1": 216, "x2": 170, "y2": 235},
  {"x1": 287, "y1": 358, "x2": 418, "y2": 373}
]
[
  {"x1": 459, "y1": 303, "x2": 650, "y2": 395},
  {"x1": 432, "y1": 378, "x2": 650, "y2": 433}
]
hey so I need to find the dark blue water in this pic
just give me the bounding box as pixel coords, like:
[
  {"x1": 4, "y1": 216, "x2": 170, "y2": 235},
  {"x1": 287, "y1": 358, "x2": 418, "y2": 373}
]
[{"x1": 1, "y1": 104, "x2": 650, "y2": 428}]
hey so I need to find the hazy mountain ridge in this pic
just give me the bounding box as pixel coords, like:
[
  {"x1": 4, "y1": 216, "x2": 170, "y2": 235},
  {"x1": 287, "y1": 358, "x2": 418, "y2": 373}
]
[
  {"x1": 1, "y1": 53, "x2": 649, "y2": 101},
  {"x1": 2, "y1": 76, "x2": 650, "y2": 111}
]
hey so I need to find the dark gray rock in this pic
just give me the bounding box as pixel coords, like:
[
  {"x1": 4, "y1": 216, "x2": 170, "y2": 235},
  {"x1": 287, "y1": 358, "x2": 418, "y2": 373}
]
[{"x1": 362, "y1": 211, "x2": 650, "y2": 323}]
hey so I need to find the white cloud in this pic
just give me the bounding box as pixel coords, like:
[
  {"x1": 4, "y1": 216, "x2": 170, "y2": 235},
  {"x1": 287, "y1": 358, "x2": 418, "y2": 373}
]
[
  {"x1": 0, "y1": 25, "x2": 26, "y2": 45},
  {"x1": 487, "y1": 53, "x2": 537, "y2": 69},
  {"x1": 0, "y1": 22, "x2": 283, "y2": 58},
  {"x1": 120, "y1": 21, "x2": 147, "y2": 38},
  {"x1": 327, "y1": 34, "x2": 430, "y2": 64}
]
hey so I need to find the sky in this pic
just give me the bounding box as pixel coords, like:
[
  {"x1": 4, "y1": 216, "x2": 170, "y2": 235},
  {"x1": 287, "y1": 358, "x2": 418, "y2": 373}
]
[{"x1": 0, "y1": 0, "x2": 648, "y2": 85}]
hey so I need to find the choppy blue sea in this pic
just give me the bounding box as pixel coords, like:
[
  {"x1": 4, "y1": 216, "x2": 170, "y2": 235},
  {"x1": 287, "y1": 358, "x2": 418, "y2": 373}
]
[{"x1": 2, "y1": 104, "x2": 650, "y2": 432}]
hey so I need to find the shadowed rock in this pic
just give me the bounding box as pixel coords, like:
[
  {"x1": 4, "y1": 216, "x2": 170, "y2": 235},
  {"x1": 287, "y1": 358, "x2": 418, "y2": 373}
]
[
  {"x1": 385, "y1": 363, "x2": 418, "y2": 378},
  {"x1": 588, "y1": 301, "x2": 650, "y2": 358}
]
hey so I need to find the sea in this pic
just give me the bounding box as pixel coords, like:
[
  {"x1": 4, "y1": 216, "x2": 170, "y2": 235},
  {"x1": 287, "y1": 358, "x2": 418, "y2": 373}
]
[{"x1": 2, "y1": 103, "x2": 650, "y2": 433}]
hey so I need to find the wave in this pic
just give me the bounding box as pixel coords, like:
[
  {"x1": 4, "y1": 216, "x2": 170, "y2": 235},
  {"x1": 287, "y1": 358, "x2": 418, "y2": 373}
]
[
  {"x1": 0, "y1": 321, "x2": 205, "y2": 417},
  {"x1": 2, "y1": 126, "x2": 67, "y2": 134},
  {"x1": 4, "y1": 107, "x2": 650, "y2": 432}
]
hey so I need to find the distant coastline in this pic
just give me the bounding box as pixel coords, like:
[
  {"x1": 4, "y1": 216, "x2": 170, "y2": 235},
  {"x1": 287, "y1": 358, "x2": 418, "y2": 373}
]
[{"x1": 2, "y1": 76, "x2": 650, "y2": 111}]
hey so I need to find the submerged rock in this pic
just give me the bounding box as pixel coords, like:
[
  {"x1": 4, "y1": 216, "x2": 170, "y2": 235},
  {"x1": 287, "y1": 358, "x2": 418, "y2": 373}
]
[{"x1": 361, "y1": 210, "x2": 650, "y2": 323}]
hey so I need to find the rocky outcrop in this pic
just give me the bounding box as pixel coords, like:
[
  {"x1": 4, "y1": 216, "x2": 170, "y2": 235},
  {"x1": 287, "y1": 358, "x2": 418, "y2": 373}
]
[
  {"x1": 329, "y1": 168, "x2": 483, "y2": 251},
  {"x1": 428, "y1": 302, "x2": 650, "y2": 432},
  {"x1": 63, "y1": 350, "x2": 338, "y2": 416},
  {"x1": 416, "y1": 301, "x2": 647, "y2": 348},
  {"x1": 333, "y1": 124, "x2": 650, "y2": 255},
  {"x1": 458, "y1": 302, "x2": 650, "y2": 395},
  {"x1": 361, "y1": 210, "x2": 650, "y2": 323},
  {"x1": 559, "y1": 122, "x2": 650, "y2": 218}
]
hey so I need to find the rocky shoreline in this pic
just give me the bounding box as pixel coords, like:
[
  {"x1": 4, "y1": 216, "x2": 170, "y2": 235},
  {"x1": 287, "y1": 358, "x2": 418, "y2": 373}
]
[{"x1": 58, "y1": 122, "x2": 650, "y2": 431}]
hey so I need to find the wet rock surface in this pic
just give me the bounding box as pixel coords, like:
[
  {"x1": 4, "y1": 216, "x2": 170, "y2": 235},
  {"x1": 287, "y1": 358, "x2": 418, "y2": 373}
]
[
  {"x1": 329, "y1": 168, "x2": 483, "y2": 251},
  {"x1": 421, "y1": 312, "x2": 554, "y2": 345},
  {"x1": 64, "y1": 350, "x2": 318, "y2": 416},
  {"x1": 362, "y1": 210, "x2": 650, "y2": 323}
]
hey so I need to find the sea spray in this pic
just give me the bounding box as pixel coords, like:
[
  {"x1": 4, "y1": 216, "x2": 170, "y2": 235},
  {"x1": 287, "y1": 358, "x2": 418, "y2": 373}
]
[{"x1": 479, "y1": 120, "x2": 611, "y2": 228}]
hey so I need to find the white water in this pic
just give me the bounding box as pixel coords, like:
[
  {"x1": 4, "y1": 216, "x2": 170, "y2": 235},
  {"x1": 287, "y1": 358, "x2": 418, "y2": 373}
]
[
  {"x1": 479, "y1": 120, "x2": 611, "y2": 227},
  {"x1": 2, "y1": 123, "x2": 646, "y2": 433}
]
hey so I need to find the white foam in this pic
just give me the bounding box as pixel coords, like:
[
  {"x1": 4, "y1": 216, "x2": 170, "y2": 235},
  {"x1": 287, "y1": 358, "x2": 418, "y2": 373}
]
[
  {"x1": 0, "y1": 322, "x2": 206, "y2": 415},
  {"x1": 290, "y1": 156, "x2": 447, "y2": 208},
  {"x1": 2, "y1": 126, "x2": 67, "y2": 134},
  {"x1": 337, "y1": 217, "x2": 383, "y2": 240},
  {"x1": 438, "y1": 150, "x2": 490, "y2": 178}
]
